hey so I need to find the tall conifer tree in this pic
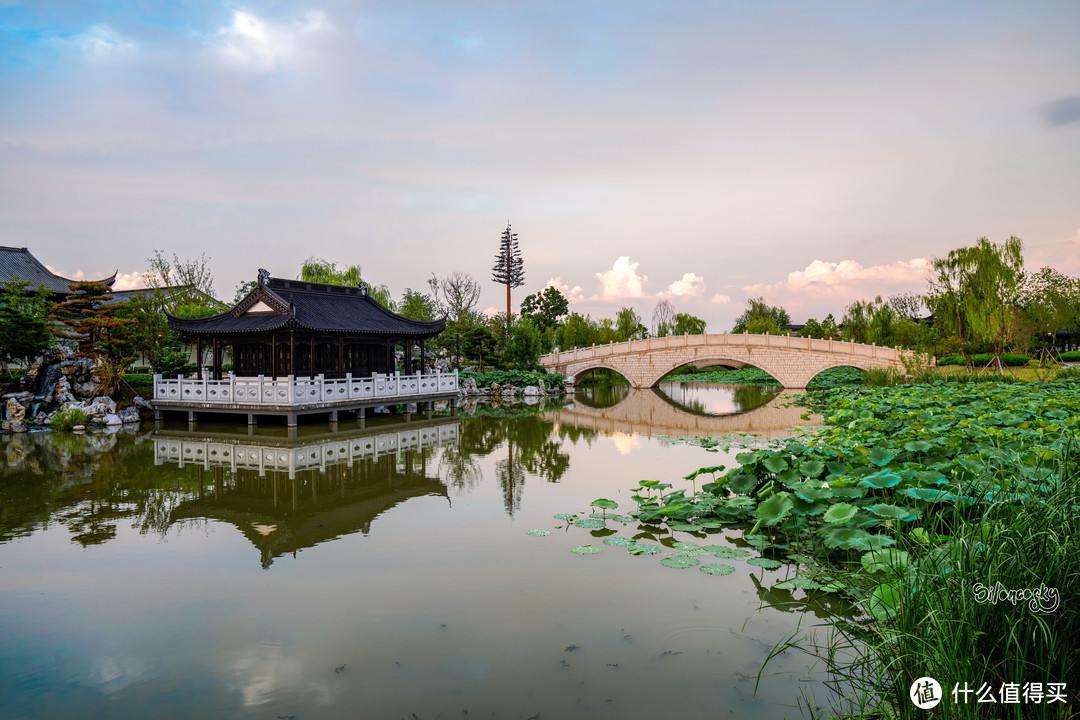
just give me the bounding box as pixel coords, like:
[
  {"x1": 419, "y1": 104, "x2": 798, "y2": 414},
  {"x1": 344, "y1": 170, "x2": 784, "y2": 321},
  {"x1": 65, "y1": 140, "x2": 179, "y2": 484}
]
[{"x1": 491, "y1": 222, "x2": 524, "y2": 337}]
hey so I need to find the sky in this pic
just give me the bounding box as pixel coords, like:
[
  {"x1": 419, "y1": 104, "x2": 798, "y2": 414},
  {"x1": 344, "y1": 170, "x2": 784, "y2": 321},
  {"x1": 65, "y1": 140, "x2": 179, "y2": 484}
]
[{"x1": 2, "y1": 0, "x2": 1079, "y2": 330}]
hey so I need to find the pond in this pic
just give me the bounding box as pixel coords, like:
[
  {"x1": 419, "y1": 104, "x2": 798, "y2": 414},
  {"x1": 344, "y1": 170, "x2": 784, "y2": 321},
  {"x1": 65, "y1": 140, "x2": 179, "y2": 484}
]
[{"x1": 0, "y1": 385, "x2": 845, "y2": 720}]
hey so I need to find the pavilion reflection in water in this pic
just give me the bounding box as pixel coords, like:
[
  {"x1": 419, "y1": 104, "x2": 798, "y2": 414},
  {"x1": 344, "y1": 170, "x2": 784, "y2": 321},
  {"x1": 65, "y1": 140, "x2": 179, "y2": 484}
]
[{"x1": 155, "y1": 418, "x2": 459, "y2": 568}]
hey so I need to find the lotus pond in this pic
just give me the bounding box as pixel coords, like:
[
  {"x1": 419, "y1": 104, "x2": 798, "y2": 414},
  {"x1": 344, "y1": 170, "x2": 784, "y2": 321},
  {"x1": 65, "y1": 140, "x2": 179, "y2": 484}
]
[{"x1": 0, "y1": 383, "x2": 853, "y2": 720}]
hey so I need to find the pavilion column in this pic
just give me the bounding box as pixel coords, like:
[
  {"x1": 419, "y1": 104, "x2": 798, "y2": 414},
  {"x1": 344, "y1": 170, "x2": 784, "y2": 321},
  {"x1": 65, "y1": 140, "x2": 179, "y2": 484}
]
[
  {"x1": 386, "y1": 340, "x2": 393, "y2": 373},
  {"x1": 213, "y1": 338, "x2": 221, "y2": 380},
  {"x1": 289, "y1": 331, "x2": 296, "y2": 376},
  {"x1": 271, "y1": 335, "x2": 277, "y2": 379},
  {"x1": 310, "y1": 336, "x2": 316, "y2": 377},
  {"x1": 338, "y1": 337, "x2": 344, "y2": 379},
  {"x1": 420, "y1": 340, "x2": 426, "y2": 373},
  {"x1": 196, "y1": 337, "x2": 203, "y2": 380},
  {"x1": 404, "y1": 342, "x2": 412, "y2": 374}
]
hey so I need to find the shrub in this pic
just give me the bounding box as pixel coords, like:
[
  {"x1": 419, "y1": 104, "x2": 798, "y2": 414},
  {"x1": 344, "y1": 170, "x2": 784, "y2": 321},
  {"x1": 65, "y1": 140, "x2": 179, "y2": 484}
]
[
  {"x1": 461, "y1": 369, "x2": 563, "y2": 389},
  {"x1": 937, "y1": 353, "x2": 1030, "y2": 367},
  {"x1": 1059, "y1": 351, "x2": 1080, "y2": 362},
  {"x1": 49, "y1": 406, "x2": 89, "y2": 431}
]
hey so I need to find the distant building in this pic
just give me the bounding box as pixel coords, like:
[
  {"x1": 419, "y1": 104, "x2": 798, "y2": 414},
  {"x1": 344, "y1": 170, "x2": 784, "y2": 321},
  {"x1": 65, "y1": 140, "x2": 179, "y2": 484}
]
[{"x1": 0, "y1": 246, "x2": 116, "y2": 298}]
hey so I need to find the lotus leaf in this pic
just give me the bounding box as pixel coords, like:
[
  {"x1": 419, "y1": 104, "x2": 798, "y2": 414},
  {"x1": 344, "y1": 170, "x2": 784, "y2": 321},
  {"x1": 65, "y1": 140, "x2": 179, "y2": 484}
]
[
  {"x1": 699, "y1": 563, "x2": 736, "y2": 576},
  {"x1": 660, "y1": 556, "x2": 701, "y2": 569},
  {"x1": 571, "y1": 545, "x2": 603, "y2": 555}
]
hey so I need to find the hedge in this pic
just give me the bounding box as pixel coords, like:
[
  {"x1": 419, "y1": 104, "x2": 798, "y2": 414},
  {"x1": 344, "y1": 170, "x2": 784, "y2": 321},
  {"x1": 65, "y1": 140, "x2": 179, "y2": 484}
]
[{"x1": 937, "y1": 353, "x2": 1030, "y2": 367}]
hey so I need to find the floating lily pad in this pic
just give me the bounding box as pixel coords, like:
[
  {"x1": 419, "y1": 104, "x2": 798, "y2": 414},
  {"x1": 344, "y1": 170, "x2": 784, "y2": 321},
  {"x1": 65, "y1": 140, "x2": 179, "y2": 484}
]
[
  {"x1": 574, "y1": 518, "x2": 607, "y2": 529},
  {"x1": 712, "y1": 546, "x2": 752, "y2": 559},
  {"x1": 677, "y1": 548, "x2": 712, "y2": 557},
  {"x1": 672, "y1": 541, "x2": 702, "y2": 550},
  {"x1": 668, "y1": 522, "x2": 704, "y2": 532},
  {"x1": 659, "y1": 556, "x2": 701, "y2": 569},
  {"x1": 525, "y1": 529, "x2": 550, "y2": 536},
  {"x1": 627, "y1": 543, "x2": 662, "y2": 555},
  {"x1": 699, "y1": 563, "x2": 736, "y2": 576},
  {"x1": 571, "y1": 545, "x2": 603, "y2": 555},
  {"x1": 591, "y1": 513, "x2": 633, "y2": 523},
  {"x1": 747, "y1": 557, "x2": 783, "y2": 569},
  {"x1": 554, "y1": 513, "x2": 577, "y2": 522},
  {"x1": 773, "y1": 577, "x2": 824, "y2": 591},
  {"x1": 603, "y1": 537, "x2": 637, "y2": 547}
]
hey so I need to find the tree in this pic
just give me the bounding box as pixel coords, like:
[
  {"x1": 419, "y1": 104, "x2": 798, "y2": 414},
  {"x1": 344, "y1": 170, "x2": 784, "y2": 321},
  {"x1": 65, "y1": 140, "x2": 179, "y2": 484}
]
[
  {"x1": 506, "y1": 317, "x2": 543, "y2": 369},
  {"x1": 0, "y1": 278, "x2": 54, "y2": 372},
  {"x1": 462, "y1": 325, "x2": 499, "y2": 370},
  {"x1": 651, "y1": 298, "x2": 675, "y2": 337},
  {"x1": 428, "y1": 271, "x2": 482, "y2": 369},
  {"x1": 841, "y1": 296, "x2": 896, "y2": 346},
  {"x1": 234, "y1": 280, "x2": 258, "y2": 303},
  {"x1": 397, "y1": 288, "x2": 437, "y2": 322},
  {"x1": 928, "y1": 237, "x2": 1025, "y2": 371},
  {"x1": 145, "y1": 250, "x2": 225, "y2": 318},
  {"x1": 298, "y1": 256, "x2": 393, "y2": 308},
  {"x1": 888, "y1": 292, "x2": 925, "y2": 321},
  {"x1": 50, "y1": 281, "x2": 135, "y2": 395},
  {"x1": 1019, "y1": 267, "x2": 1080, "y2": 363},
  {"x1": 671, "y1": 312, "x2": 707, "y2": 336},
  {"x1": 615, "y1": 307, "x2": 648, "y2": 341},
  {"x1": 520, "y1": 286, "x2": 569, "y2": 332},
  {"x1": 491, "y1": 222, "x2": 524, "y2": 340},
  {"x1": 732, "y1": 297, "x2": 790, "y2": 334}
]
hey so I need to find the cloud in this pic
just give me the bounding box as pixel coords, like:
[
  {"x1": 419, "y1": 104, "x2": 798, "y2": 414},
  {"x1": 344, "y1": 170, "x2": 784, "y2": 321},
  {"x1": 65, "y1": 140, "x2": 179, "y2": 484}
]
[
  {"x1": 112, "y1": 271, "x2": 145, "y2": 290},
  {"x1": 744, "y1": 258, "x2": 932, "y2": 299},
  {"x1": 545, "y1": 277, "x2": 585, "y2": 303},
  {"x1": 594, "y1": 256, "x2": 647, "y2": 302},
  {"x1": 711, "y1": 294, "x2": 731, "y2": 304},
  {"x1": 610, "y1": 432, "x2": 641, "y2": 455},
  {"x1": 1040, "y1": 95, "x2": 1080, "y2": 127},
  {"x1": 661, "y1": 272, "x2": 705, "y2": 299},
  {"x1": 216, "y1": 9, "x2": 332, "y2": 73},
  {"x1": 62, "y1": 24, "x2": 135, "y2": 61},
  {"x1": 481, "y1": 305, "x2": 499, "y2": 317}
]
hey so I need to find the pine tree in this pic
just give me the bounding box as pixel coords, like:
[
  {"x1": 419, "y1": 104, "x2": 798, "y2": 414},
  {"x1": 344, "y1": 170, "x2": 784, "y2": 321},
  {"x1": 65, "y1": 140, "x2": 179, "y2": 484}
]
[{"x1": 491, "y1": 222, "x2": 524, "y2": 338}]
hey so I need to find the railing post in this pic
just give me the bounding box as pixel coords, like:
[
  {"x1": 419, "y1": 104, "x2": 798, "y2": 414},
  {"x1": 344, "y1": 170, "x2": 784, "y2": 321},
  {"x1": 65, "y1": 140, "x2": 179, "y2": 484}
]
[
  {"x1": 153, "y1": 373, "x2": 161, "y2": 400},
  {"x1": 850, "y1": 339, "x2": 855, "y2": 354},
  {"x1": 872, "y1": 342, "x2": 877, "y2": 358},
  {"x1": 230, "y1": 372, "x2": 235, "y2": 400},
  {"x1": 454, "y1": 369, "x2": 458, "y2": 390},
  {"x1": 258, "y1": 374, "x2": 264, "y2": 404}
]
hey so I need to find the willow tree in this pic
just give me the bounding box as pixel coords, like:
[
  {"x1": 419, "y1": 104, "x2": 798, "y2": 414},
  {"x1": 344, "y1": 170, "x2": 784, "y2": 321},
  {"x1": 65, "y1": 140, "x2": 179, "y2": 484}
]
[
  {"x1": 298, "y1": 257, "x2": 393, "y2": 308},
  {"x1": 1019, "y1": 266, "x2": 1079, "y2": 364},
  {"x1": 928, "y1": 236, "x2": 1024, "y2": 372},
  {"x1": 491, "y1": 222, "x2": 524, "y2": 340}
]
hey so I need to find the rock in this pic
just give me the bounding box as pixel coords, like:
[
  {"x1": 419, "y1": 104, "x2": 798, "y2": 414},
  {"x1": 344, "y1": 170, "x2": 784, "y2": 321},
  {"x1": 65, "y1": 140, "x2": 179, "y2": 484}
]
[
  {"x1": 523, "y1": 385, "x2": 541, "y2": 396},
  {"x1": 564, "y1": 375, "x2": 575, "y2": 385},
  {"x1": 2, "y1": 420, "x2": 28, "y2": 433},
  {"x1": 102, "y1": 413, "x2": 123, "y2": 426},
  {"x1": 132, "y1": 396, "x2": 156, "y2": 420},
  {"x1": 76, "y1": 381, "x2": 101, "y2": 399},
  {"x1": 118, "y1": 407, "x2": 140, "y2": 424},
  {"x1": 53, "y1": 377, "x2": 76, "y2": 406},
  {"x1": 373, "y1": 405, "x2": 390, "y2": 414},
  {"x1": 523, "y1": 395, "x2": 540, "y2": 406},
  {"x1": 4, "y1": 398, "x2": 27, "y2": 422},
  {"x1": 72, "y1": 424, "x2": 85, "y2": 433}
]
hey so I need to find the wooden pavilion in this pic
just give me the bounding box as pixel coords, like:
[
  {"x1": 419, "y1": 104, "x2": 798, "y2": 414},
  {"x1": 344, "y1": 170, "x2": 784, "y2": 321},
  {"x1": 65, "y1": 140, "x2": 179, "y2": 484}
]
[
  {"x1": 167, "y1": 270, "x2": 445, "y2": 380},
  {"x1": 155, "y1": 270, "x2": 458, "y2": 425}
]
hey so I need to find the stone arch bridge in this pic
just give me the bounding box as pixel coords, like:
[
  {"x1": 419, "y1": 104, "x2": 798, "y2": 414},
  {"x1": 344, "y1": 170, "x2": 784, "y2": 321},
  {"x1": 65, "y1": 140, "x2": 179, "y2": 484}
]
[{"x1": 540, "y1": 333, "x2": 925, "y2": 389}]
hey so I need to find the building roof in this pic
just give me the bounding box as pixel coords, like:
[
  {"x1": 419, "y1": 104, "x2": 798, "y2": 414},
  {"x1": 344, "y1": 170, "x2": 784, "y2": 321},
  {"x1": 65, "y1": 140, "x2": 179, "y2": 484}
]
[
  {"x1": 0, "y1": 246, "x2": 116, "y2": 294},
  {"x1": 167, "y1": 274, "x2": 445, "y2": 338}
]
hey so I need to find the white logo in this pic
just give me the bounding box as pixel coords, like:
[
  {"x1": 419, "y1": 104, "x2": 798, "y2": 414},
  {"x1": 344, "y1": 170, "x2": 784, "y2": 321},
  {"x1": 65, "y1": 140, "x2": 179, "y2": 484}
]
[{"x1": 910, "y1": 677, "x2": 942, "y2": 709}]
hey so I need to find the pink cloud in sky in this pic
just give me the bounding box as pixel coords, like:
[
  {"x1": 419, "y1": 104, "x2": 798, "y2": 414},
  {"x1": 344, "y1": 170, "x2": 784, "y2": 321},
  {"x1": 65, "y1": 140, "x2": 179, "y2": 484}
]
[
  {"x1": 742, "y1": 257, "x2": 934, "y2": 319},
  {"x1": 545, "y1": 276, "x2": 585, "y2": 303},
  {"x1": 711, "y1": 294, "x2": 732, "y2": 304},
  {"x1": 659, "y1": 272, "x2": 705, "y2": 299}
]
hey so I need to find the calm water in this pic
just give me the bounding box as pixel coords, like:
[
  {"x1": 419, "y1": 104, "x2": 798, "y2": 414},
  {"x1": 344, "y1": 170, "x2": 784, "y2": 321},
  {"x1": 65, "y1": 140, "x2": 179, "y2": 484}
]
[{"x1": 0, "y1": 384, "x2": 842, "y2": 720}]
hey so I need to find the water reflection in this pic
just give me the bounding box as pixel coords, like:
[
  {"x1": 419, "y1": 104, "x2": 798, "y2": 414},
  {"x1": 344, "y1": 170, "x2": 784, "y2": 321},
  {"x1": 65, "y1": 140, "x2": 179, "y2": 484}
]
[
  {"x1": 574, "y1": 382, "x2": 631, "y2": 409},
  {"x1": 654, "y1": 381, "x2": 781, "y2": 416},
  {"x1": 154, "y1": 419, "x2": 459, "y2": 568}
]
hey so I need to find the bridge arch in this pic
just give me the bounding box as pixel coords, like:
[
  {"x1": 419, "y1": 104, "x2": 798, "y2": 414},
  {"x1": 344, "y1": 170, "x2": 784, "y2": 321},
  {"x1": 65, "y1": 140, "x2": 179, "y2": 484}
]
[{"x1": 542, "y1": 334, "x2": 919, "y2": 389}]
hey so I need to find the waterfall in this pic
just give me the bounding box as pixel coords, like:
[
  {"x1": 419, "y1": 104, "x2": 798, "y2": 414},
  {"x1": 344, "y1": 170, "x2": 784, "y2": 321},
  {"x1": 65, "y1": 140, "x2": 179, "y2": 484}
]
[{"x1": 30, "y1": 363, "x2": 62, "y2": 418}]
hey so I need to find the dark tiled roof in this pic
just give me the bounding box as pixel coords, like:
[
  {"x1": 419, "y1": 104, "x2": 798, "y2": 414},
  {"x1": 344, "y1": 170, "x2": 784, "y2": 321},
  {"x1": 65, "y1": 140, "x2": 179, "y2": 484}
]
[
  {"x1": 0, "y1": 246, "x2": 116, "y2": 294},
  {"x1": 167, "y1": 276, "x2": 445, "y2": 338}
]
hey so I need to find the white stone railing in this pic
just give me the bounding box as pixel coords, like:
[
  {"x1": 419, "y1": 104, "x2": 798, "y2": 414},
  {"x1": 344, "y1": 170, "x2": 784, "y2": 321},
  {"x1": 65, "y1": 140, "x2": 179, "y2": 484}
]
[
  {"x1": 540, "y1": 333, "x2": 918, "y2": 366},
  {"x1": 153, "y1": 370, "x2": 459, "y2": 407},
  {"x1": 153, "y1": 422, "x2": 460, "y2": 475}
]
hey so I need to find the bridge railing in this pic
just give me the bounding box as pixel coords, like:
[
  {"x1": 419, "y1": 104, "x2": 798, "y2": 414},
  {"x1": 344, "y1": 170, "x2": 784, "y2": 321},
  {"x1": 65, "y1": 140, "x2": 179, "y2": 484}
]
[{"x1": 540, "y1": 332, "x2": 918, "y2": 366}]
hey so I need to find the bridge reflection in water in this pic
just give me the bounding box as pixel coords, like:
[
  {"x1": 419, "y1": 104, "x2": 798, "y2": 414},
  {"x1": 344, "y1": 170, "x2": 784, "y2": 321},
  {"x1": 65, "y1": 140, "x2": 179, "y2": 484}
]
[
  {"x1": 153, "y1": 417, "x2": 459, "y2": 568},
  {"x1": 550, "y1": 387, "x2": 820, "y2": 439}
]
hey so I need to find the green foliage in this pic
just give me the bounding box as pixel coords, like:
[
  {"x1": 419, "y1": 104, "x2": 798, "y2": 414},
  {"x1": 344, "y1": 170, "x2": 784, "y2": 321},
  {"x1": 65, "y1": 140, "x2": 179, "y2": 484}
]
[
  {"x1": 145, "y1": 249, "x2": 227, "y2": 317},
  {"x1": 670, "y1": 312, "x2": 707, "y2": 336},
  {"x1": 461, "y1": 325, "x2": 500, "y2": 369},
  {"x1": 506, "y1": 317, "x2": 544, "y2": 369},
  {"x1": 396, "y1": 288, "x2": 437, "y2": 321},
  {"x1": 732, "y1": 297, "x2": 790, "y2": 334},
  {"x1": 152, "y1": 342, "x2": 195, "y2": 378},
  {"x1": 50, "y1": 281, "x2": 134, "y2": 366},
  {"x1": 49, "y1": 406, "x2": 89, "y2": 431},
  {"x1": 938, "y1": 353, "x2": 1031, "y2": 367},
  {"x1": 520, "y1": 286, "x2": 569, "y2": 332},
  {"x1": 615, "y1": 307, "x2": 648, "y2": 341},
  {"x1": 1061, "y1": 351, "x2": 1080, "y2": 362},
  {"x1": 0, "y1": 278, "x2": 54, "y2": 369},
  {"x1": 299, "y1": 256, "x2": 393, "y2": 308},
  {"x1": 663, "y1": 365, "x2": 864, "y2": 389}
]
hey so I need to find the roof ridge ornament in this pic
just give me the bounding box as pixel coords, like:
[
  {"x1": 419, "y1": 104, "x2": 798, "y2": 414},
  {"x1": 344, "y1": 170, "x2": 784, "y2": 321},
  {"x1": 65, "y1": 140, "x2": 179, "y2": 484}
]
[
  {"x1": 358, "y1": 280, "x2": 368, "y2": 297},
  {"x1": 258, "y1": 268, "x2": 270, "y2": 286}
]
